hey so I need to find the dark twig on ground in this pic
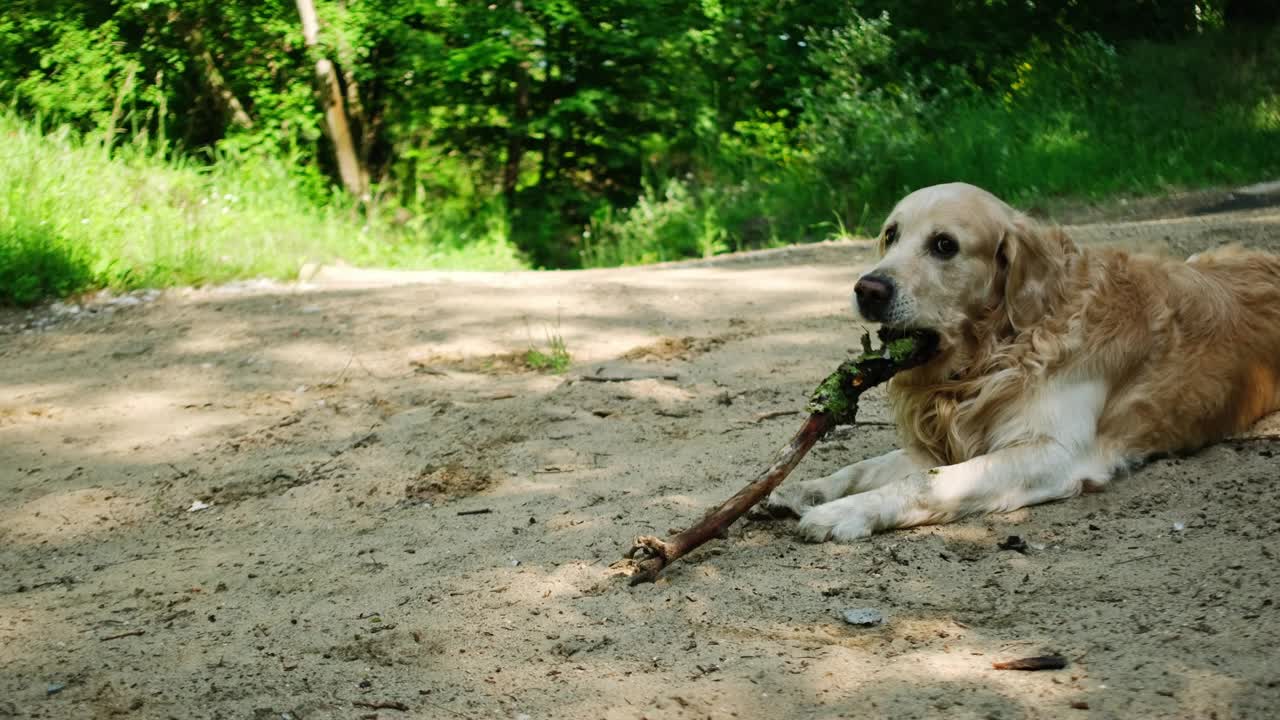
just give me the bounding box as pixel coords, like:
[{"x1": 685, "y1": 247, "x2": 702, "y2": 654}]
[
  {"x1": 100, "y1": 629, "x2": 146, "y2": 641},
  {"x1": 353, "y1": 700, "x2": 410, "y2": 711}
]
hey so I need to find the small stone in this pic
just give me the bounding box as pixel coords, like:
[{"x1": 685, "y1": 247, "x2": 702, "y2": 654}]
[
  {"x1": 839, "y1": 608, "x2": 884, "y2": 626},
  {"x1": 998, "y1": 535, "x2": 1028, "y2": 553},
  {"x1": 46, "y1": 682, "x2": 66, "y2": 696},
  {"x1": 1172, "y1": 521, "x2": 1186, "y2": 532}
]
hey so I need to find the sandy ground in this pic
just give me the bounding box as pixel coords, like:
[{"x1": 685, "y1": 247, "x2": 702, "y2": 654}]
[{"x1": 3, "y1": 190, "x2": 1280, "y2": 720}]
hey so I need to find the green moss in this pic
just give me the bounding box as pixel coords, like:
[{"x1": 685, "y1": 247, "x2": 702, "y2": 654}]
[
  {"x1": 886, "y1": 337, "x2": 920, "y2": 363},
  {"x1": 804, "y1": 331, "x2": 928, "y2": 418},
  {"x1": 806, "y1": 368, "x2": 854, "y2": 416}
]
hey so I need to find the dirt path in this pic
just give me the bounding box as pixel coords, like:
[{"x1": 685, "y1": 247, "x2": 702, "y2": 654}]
[{"x1": 3, "y1": 197, "x2": 1280, "y2": 720}]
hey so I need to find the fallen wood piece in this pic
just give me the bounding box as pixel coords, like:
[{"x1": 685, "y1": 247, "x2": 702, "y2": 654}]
[
  {"x1": 578, "y1": 362, "x2": 680, "y2": 382},
  {"x1": 991, "y1": 654, "x2": 1068, "y2": 671},
  {"x1": 352, "y1": 700, "x2": 410, "y2": 711},
  {"x1": 100, "y1": 629, "x2": 146, "y2": 641},
  {"x1": 621, "y1": 328, "x2": 938, "y2": 585}
]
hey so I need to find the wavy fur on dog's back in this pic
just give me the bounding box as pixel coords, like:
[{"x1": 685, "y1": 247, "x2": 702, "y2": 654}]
[{"x1": 891, "y1": 235, "x2": 1280, "y2": 468}]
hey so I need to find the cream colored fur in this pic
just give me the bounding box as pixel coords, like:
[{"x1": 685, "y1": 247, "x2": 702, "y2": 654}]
[{"x1": 767, "y1": 182, "x2": 1280, "y2": 541}]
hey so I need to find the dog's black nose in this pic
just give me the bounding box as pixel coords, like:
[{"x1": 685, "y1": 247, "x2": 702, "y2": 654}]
[{"x1": 854, "y1": 274, "x2": 895, "y2": 321}]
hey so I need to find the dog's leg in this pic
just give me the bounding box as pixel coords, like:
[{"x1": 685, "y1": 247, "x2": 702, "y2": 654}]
[
  {"x1": 797, "y1": 442, "x2": 1119, "y2": 542},
  {"x1": 763, "y1": 449, "x2": 924, "y2": 517}
]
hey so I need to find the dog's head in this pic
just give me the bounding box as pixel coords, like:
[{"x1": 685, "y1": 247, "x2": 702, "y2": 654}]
[{"x1": 854, "y1": 183, "x2": 1075, "y2": 351}]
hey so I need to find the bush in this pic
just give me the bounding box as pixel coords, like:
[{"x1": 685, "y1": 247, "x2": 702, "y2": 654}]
[
  {"x1": 0, "y1": 220, "x2": 96, "y2": 306},
  {"x1": 581, "y1": 178, "x2": 729, "y2": 267}
]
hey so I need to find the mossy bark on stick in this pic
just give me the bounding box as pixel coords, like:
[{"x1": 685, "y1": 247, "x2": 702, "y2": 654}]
[{"x1": 623, "y1": 328, "x2": 937, "y2": 586}]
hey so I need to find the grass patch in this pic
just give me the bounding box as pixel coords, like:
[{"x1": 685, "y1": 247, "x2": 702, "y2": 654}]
[
  {"x1": 0, "y1": 112, "x2": 525, "y2": 306},
  {"x1": 523, "y1": 333, "x2": 571, "y2": 374}
]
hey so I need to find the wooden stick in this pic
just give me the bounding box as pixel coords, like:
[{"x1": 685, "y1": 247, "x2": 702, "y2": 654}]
[
  {"x1": 992, "y1": 654, "x2": 1067, "y2": 671},
  {"x1": 623, "y1": 329, "x2": 937, "y2": 585}
]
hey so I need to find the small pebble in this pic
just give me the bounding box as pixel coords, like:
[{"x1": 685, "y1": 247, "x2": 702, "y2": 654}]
[
  {"x1": 839, "y1": 608, "x2": 884, "y2": 626},
  {"x1": 998, "y1": 535, "x2": 1028, "y2": 553},
  {"x1": 1172, "y1": 521, "x2": 1186, "y2": 532},
  {"x1": 46, "y1": 683, "x2": 65, "y2": 696}
]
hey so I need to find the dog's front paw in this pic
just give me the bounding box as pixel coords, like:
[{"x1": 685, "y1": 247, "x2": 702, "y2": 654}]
[
  {"x1": 796, "y1": 495, "x2": 885, "y2": 543},
  {"x1": 759, "y1": 479, "x2": 831, "y2": 519},
  {"x1": 747, "y1": 497, "x2": 797, "y2": 521}
]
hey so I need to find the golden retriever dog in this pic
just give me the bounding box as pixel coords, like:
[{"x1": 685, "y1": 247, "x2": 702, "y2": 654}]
[{"x1": 766, "y1": 182, "x2": 1280, "y2": 541}]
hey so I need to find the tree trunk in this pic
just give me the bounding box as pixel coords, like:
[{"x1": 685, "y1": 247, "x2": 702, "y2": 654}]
[
  {"x1": 295, "y1": 0, "x2": 367, "y2": 197},
  {"x1": 503, "y1": 63, "x2": 530, "y2": 211},
  {"x1": 197, "y1": 45, "x2": 255, "y2": 130},
  {"x1": 502, "y1": 0, "x2": 530, "y2": 211},
  {"x1": 535, "y1": 17, "x2": 561, "y2": 187},
  {"x1": 342, "y1": 65, "x2": 377, "y2": 183},
  {"x1": 170, "y1": 12, "x2": 254, "y2": 131}
]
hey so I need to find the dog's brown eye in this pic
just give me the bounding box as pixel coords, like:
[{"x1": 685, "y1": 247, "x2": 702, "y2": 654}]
[
  {"x1": 930, "y1": 233, "x2": 959, "y2": 259},
  {"x1": 883, "y1": 224, "x2": 898, "y2": 248}
]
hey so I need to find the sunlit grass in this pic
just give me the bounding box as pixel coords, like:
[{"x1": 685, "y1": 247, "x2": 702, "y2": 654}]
[{"x1": 0, "y1": 113, "x2": 525, "y2": 305}]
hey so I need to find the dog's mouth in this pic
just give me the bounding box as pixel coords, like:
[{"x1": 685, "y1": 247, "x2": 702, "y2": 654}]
[{"x1": 875, "y1": 326, "x2": 942, "y2": 369}]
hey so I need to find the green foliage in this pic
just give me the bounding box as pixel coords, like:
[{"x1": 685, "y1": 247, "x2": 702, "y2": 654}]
[
  {"x1": 892, "y1": 26, "x2": 1280, "y2": 208},
  {"x1": 585, "y1": 20, "x2": 1280, "y2": 266},
  {"x1": 1, "y1": 1, "x2": 1278, "y2": 293},
  {"x1": 796, "y1": 12, "x2": 930, "y2": 223}
]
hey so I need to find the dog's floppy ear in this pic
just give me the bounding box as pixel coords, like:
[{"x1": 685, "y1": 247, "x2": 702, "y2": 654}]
[{"x1": 996, "y1": 217, "x2": 1074, "y2": 332}]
